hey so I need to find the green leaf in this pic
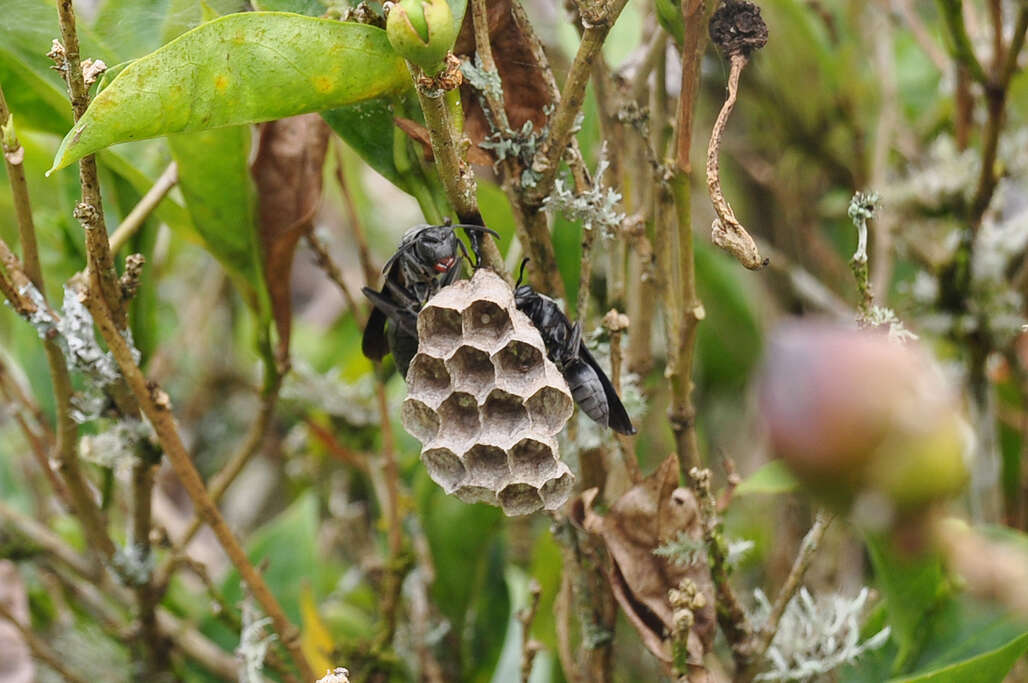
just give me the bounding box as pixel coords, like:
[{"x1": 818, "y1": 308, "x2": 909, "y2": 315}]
[
  {"x1": 735, "y1": 460, "x2": 800, "y2": 496},
  {"x1": 220, "y1": 492, "x2": 320, "y2": 625},
  {"x1": 168, "y1": 127, "x2": 267, "y2": 314},
  {"x1": 253, "y1": 0, "x2": 327, "y2": 16},
  {"x1": 654, "y1": 0, "x2": 684, "y2": 46},
  {"x1": 50, "y1": 13, "x2": 409, "y2": 172},
  {"x1": 415, "y1": 468, "x2": 504, "y2": 645},
  {"x1": 866, "y1": 534, "x2": 950, "y2": 673},
  {"x1": 322, "y1": 99, "x2": 410, "y2": 191},
  {"x1": 889, "y1": 631, "x2": 1028, "y2": 683}
]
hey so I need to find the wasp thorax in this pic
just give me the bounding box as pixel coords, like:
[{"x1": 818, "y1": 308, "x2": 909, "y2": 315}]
[{"x1": 403, "y1": 269, "x2": 575, "y2": 515}]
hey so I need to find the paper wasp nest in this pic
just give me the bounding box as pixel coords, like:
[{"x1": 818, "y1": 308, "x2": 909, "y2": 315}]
[{"x1": 402, "y1": 269, "x2": 575, "y2": 515}]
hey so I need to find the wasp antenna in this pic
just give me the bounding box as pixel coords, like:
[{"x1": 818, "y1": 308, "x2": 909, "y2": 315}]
[
  {"x1": 451, "y1": 223, "x2": 501, "y2": 239},
  {"x1": 516, "y1": 258, "x2": 531, "y2": 287}
]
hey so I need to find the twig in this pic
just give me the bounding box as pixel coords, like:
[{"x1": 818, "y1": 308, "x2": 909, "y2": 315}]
[
  {"x1": 518, "y1": 579, "x2": 542, "y2": 683},
  {"x1": 0, "y1": 601, "x2": 89, "y2": 683},
  {"x1": 332, "y1": 144, "x2": 378, "y2": 286},
  {"x1": 737, "y1": 512, "x2": 833, "y2": 682},
  {"x1": 848, "y1": 191, "x2": 879, "y2": 317},
  {"x1": 408, "y1": 61, "x2": 505, "y2": 274},
  {"x1": 469, "y1": 0, "x2": 509, "y2": 131},
  {"x1": 0, "y1": 83, "x2": 43, "y2": 290},
  {"x1": 524, "y1": 0, "x2": 631, "y2": 207},
  {"x1": 705, "y1": 2, "x2": 768, "y2": 271},
  {"x1": 53, "y1": 0, "x2": 125, "y2": 330},
  {"x1": 602, "y1": 309, "x2": 640, "y2": 483},
  {"x1": 891, "y1": 0, "x2": 949, "y2": 73},
  {"x1": 154, "y1": 372, "x2": 283, "y2": 589},
  {"x1": 109, "y1": 162, "x2": 178, "y2": 254},
  {"x1": 665, "y1": 0, "x2": 716, "y2": 478},
  {"x1": 78, "y1": 281, "x2": 315, "y2": 681},
  {"x1": 687, "y1": 467, "x2": 753, "y2": 668},
  {"x1": 305, "y1": 229, "x2": 366, "y2": 327},
  {"x1": 970, "y1": 6, "x2": 1028, "y2": 224},
  {"x1": 937, "y1": 0, "x2": 989, "y2": 85}
]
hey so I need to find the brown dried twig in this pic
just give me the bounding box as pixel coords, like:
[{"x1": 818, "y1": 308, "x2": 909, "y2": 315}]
[{"x1": 705, "y1": 2, "x2": 768, "y2": 271}]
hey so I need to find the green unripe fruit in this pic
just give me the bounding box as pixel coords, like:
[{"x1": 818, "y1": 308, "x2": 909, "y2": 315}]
[{"x1": 386, "y1": 0, "x2": 456, "y2": 74}]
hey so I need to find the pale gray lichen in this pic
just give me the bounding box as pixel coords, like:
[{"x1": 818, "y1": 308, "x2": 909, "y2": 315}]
[
  {"x1": 752, "y1": 587, "x2": 890, "y2": 682},
  {"x1": 653, "y1": 530, "x2": 705, "y2": 566},
  {"x1": 281, "y1": 361, "x2": 377, "y2": 426},
  {"x1": 78, "y1": 419, "x2": 152, "y2": 474},
  {"x1": 316, "y1": 668, "x2": 351, "y2": 683},
  {"x1": 847, "y1": 191, "x2": 879, "y2": 265},
  {"x1": 460, "y1": 55, "x2": 503, "y2": 104},
  {"x1": 16, "y1": 283, "x2": 138, "y2": 423},
  {"x1": 542, "y1": 144, "x2": 626, "y2": 239},
  {"x1": 237, "y1": 598, "x2": 276, "y2": 683},
  {"x1": 862, "y1": 306, "x2": 919, "y2": 343},
  {"x1": 112, "y1": 542, "x2": 154, "y2": 586},
  {"x1": 968, "y1": 181, "x2": 1028, "y2": 345},
  {"x1": 883, "y1": 136, "x2": 979, "y2": 212}
]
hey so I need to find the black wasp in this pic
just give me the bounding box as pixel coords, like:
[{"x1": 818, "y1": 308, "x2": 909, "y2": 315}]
[
  {"x1": 361, "y1": 221, "x2": 498, "y2": 377},
  {"x1": 513, "y1": 260, "x2": 636, "y2": 435}
]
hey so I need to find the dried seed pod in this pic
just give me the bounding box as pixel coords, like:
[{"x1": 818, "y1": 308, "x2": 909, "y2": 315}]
[{"x1": 403, "y1": 269, "x2": 575, "y2": 515}]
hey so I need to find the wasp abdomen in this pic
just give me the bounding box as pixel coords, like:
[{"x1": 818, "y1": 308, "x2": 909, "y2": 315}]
[{"x1": 564, "y1": 360, "x2": 610, "y2": 427}]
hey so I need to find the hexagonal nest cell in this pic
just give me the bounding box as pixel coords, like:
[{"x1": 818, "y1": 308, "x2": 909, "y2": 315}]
[
  {"x1": 407, "y1": 354, "x2": 451, "y2": 405},
  {"x1": 417, "y1": 305, "x2": 462, "y2": 356},
  {"x1": 509, "y1": 437, "x2": 559, "y2": 486},
  {"x1": 462, "y1": 443, "x2": 510, "y2": 489},
  {"x1": 525, "y1": 385, "x2": 575, "y2": 435},
  {"x1": 421, "y1": 447, "x2": 466, "y2": 493},
  {"x1": 447, "y1": 345, "x2": 495, "y2": 397},
  {"x1": 436, "y1": 392, "x2": 481, "y2": 444},
  {"x1": 463, "y1": 299, "x2": 513, "y2": 346},
  {"x1": 481, "y1": 389, "x2": 530, "y2": 440},
  {"x1": 401, "y1": 398, "x2": 440, "y2": 443},
  {"x1": 403, "y1": 269, "x2": 577, "y2": 516},
  {"x1": 494, "y1": 339, "x2": 544, "y2": 384},
  {"x1": 498, "y1": 482, "x2": 545, "y2": 517}
]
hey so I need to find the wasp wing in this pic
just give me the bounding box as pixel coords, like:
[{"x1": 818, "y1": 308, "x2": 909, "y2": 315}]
[
  {"x1": 577, "y1": 342, "x2": 637, "y2": 435},
  {"x1": 361, "y1": 287, "x2": 420, "y2": 365},
  {"x1": 361, "y1": 302, "x2": 389, "y2": 361}
]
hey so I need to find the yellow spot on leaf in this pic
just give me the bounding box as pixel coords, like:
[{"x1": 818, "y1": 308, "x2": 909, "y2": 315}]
[
  {"x1": 313, "y1": 76, "x2": 334, "y2": 93},
  {"x1": 215, "y1": 75, "x2": 229, "y2": 92},
  {"x1": 301, "y1": 585, "x2": 334, "y2": 674}
]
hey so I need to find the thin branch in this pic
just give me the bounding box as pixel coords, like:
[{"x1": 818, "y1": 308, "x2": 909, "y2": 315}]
[
  {"x1": 108, "y1": 162, "x2": 178, "y2": 254},
  {"x1": 0, "y1": 601, "x2": 90, "y2": 683},
  {"x1": 687, "y1": 467, "x2": 753, "y2": 668},
  {"x1": 305, "y1": 229, "x2": 365, "y2": 327},
  {"x1": 737, "y1": 512, "x2": 834, "y2": 682},
  {"x1": 409, "y1": 60, "x2": 505, "y2": 274},
  {"x1": 155, "y1": 373, "x2": 283, "y2": 589},
  {"x1": 970, "y1": 6, "x2": 1028, "y2": 224},
  {"x1": 524, "y1": 0, "x2": 631, "y2": 208},
  {"x1": 518, "y1": 579, "x2": 542, "y2": 683},
  {"x1": 666, "y1": 0, "x2": 714, "y2": 477},
  {"x1": 706, "y1": 54, "x2": 765, "y2": 271},
  {"x1": 78, "y1": 281, "x2": 314, "y2": 681},
  {"x1": 0, "y1": 83, "x2": 43, "y2": 290},
  {"x1": 890, "y1": 0, "x2": 949, "y2": 73},
  {"x1": 937, "y1": 0, "x2": 989, "y2": 84},
  {"x1": 54, "y1": 0, "x2": 125, "y2": 329}
]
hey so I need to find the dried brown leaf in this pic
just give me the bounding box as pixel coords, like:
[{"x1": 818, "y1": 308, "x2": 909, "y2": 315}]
[
  {"x1": 394, "y1": 116, "x2": 494, "y2": 166},
  {"x1": 252, "y1": 114, "x2": 331, "y2": 363},
  {"x1": 454, "y1": 0, "x2": 552, "y2": 154},
  {"x1": 574, "y1": 456, "x2": 716, "y2": 665}
]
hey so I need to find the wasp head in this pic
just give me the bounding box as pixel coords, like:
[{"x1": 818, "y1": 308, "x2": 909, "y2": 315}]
[{"x1": 412, "y1": 225, "x2": 460, "y2": 274}]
